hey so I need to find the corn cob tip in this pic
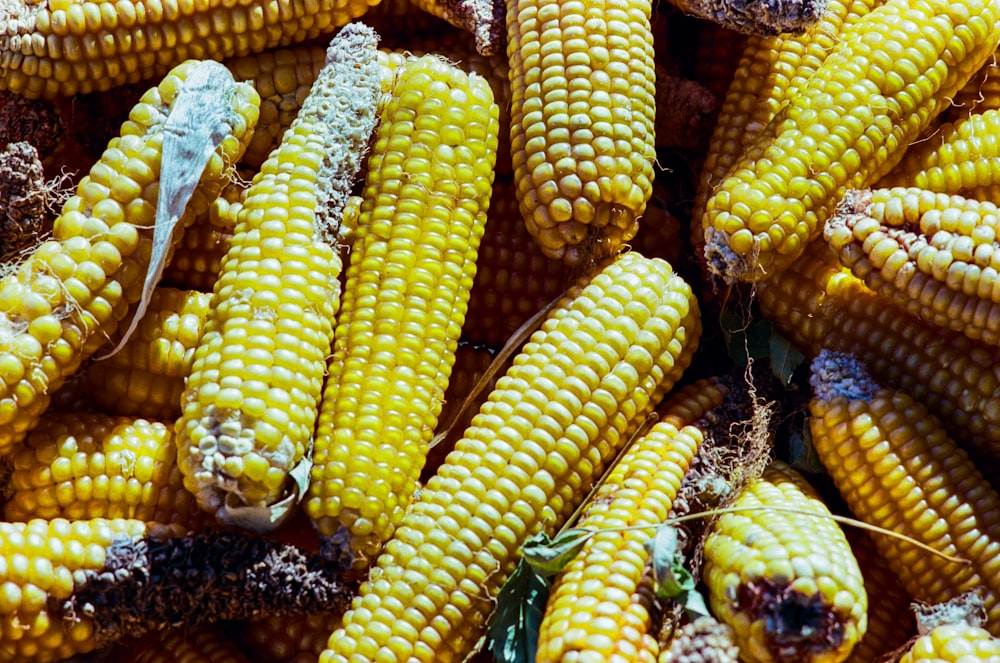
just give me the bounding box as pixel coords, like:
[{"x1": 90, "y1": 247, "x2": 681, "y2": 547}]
[
  {"x1": 660, "y1": 616, "x2": 741, "y2": 663},
  {"x1": 419, "y1": 0, "x2": 505, "y2": 55},
  {"x1": 703, "y1": 226, "x2": 760, "y2": 283},
  {"x1": 672, "y1": 0, "x2": 830, "y2": 36},
  {"x1": 912, "y1": 592, "x2": 988, "y2": 636},
  {"x1": 823, "y1": 188, "x2": 874, "y2": 251},
  {"x1": 808, "y1": 349, "x2": 880, "y2": 403}
]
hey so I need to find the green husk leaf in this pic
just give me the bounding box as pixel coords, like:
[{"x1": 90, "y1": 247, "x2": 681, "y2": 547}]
[
  {"x1": 485, "y1": 557, "x2": 550, "y2": 663},
  {"x1": 681, "y1": 587, "x2": 711, "y2": 620},
  {"x1": 768, "y1": 328, "x2": 805, "y2": 386},
  {"x1": 521, "y1": 528, "x2": 592, "y2": 576},
  {"x1": 645, "y1": 525, "x2": 692, "y2": 598}
]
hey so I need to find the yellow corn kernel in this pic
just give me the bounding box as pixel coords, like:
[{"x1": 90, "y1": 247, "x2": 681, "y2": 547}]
[
  {"x1": 0, "y1": 0, "x2": 378, "y2": 99},
  {"x1": 304, "y1": 52, "x2": 499, "y2": 566},
  {"x1": 702, "y1": 0, "x2": 1000, "y2": 283},
  {"x1": 84, "y1": 288, "x2": 211, "y2": 420},
  {"x1": 536, "y1": 378, "x2": 728, "y2": 663},
  {"x1": 826, "y1": 187, "x2": 1000, "y2": 347},
  {"x1": 4, "y1": 412, "x2": 208, "y2": 529},
  {"x1": 176, "y1": 26, "x2": 381, "y2": 528},
  {"x1": 808, "y1": 350, "x2": 1000, "y2": 634},
  {"x1": 231, "y1": 611, "x2": 341, "y2": 663},
  {"x1": 507, "y1": 0, "x2": 657, "y2": 265},
  {"x1": 949, "y1": 50, "x2": 1000, "y2": 119},
  {"x1": 319, "y1": 251, "x2": 701, "y2": 663},
  {"x1": 159, "y1": 220, "x2": 232, "y2": 293},
  {"x1": 703, "y1": 461, "x2": 868, "y2": 663},
  {"x1": 0, "y1": 60, "x2": 259, "y2": 454},
  {"x1": 756, "y1": 240, "x2": 1000, "y2": 459},
  {"x1": 134, "y1": 625, "x2": 251, "y2": 663},
  {"x1": 899, "y1": 623, "x2": 1000, "y2": 662}
]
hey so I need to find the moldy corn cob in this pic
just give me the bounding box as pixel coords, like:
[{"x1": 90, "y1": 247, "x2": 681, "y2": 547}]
[
  {"x1": 825, "y1": 187, "x2": 1000, "y2": 347},
  {"x1": 808, "y1": 350, "x2": 1000, "y2": 633},
  {"x1": 176, "y1": 25, "x2": 381, "y2": 529},
  {"x1": 507, "y1": 0, "x2": 656, "y2": 265},
  {"x1": 702, "y1": 0, "x2": 1000, "y2": 283},
  {"x1": 304, "y1": 53, "x2": 498, "y2": 565},
  {"x1": 535, "y1": 378, "x2": 728, "y2": 663},
  {"x1": 0, "y1": 0, "x2": 379, "y2": 99},
  {"x1": 0, "y1": 59, "x2": 258, "y2": 454},
  {"x1": 320, "y1": 251, "x2": 701, "y2": 663}
]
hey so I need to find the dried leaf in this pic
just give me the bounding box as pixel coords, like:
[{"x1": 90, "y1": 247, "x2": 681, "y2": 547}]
[
  {"x1": 485, "y1": 557, "x2": 550, "y2": 663},
  {"x1": 521, "y1": 529, "x2": 592, "y2": 577}
]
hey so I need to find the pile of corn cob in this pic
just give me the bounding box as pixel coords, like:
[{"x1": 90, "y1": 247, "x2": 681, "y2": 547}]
[{"x1": 2, "y1": 0, "x2": 1000, "y2": 660}]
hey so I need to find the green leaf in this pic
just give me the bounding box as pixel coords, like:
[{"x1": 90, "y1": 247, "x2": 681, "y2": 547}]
[
  {"x1": 768, "y1": 328, "x2": 805, "y2": 386},
  {"x1": 680, "y1": 588, "x2": 712, "y2": 620},
  {"x1": 485, "y1": 557, "x2": 550, "y2": 663},
  {"x1": 645, "y1": 525, "x2": 693, "y2": 599},
  {"x1": 521, "y1": 528, "x2": 592, "y2": 576},
  {"x1": 720, "y1": 310, "x2": 771, "y2": 367}
]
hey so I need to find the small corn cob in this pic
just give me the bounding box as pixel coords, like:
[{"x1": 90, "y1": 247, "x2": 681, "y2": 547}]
[
  {"x1": 507, "y1": 0, "x2": 657, "y2": 265},
  {"x1": 755, "y1": 239, "x2": 1000, "y2": 459},
  {"x1": 304, "y1": 53, "x2": 499, "y2": 563},
  {"x1": 702, "y1": 461, "x2": 868, "y2": 663},
  {"x1": 230, "y1": 611, "x2": 341, "y2": 663},
  {"x1": 84, "y1": 288, "x2": 211, "y2": 420},
  {"x1": 899, "y1": 623, "x2": 1000, "y2": 662},
  {"x1": 0, "y1": 0, "x2": 379, "y2": 99},
  {"x1": 825, "y1": 187, "x2": 1000, "y2": 347},
  {"x1": 878, "y1": 112, "x2": 1000, "y2": 199},
  {"x1": 320, "y1": 252, "x2": 701, "y2": 663},
  {"x1": 536, "y1": 378, "x2": 728, "y2": 663},
  {"x1": 659, "y1": 617, "x2": 740, "y2": 663},
  {"x1": 4, "y1": 412, "x2": 207, "y2": 528},
  {"x1": 134, "y1": 625, "x2": 252, "y2": 663},
  {"x1": 0, "y1": 517, "x2": 183, "y2": 663},
  {"x1": 223, "y1": 47, "x2": 327, "y2": 170},
  {"x1": 702, "y1": 0, "x2": 1000, "y2": 283},
  {"x1": 0, "y1": 60, "x2": 259, "y2": 453},
  {"x1": 949, "y1": 51, "x2": 1000, "y2": 119},
  {"x1": 176, "y1": 25, "x2": 381, "y2": 527},
  {"x1": 461, "y1": 178, "x2": 575, "y2": 347},
  {"x1": 808, "y1": 350, "x2": 1000, "y2": 634},
  {"x1": 690, "y1": 0, "x2": 881, "y2": 265}
]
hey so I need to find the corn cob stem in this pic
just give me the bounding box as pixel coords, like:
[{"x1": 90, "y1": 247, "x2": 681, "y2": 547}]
[
  {"x1": 304, "y1": 52, "x2": 498, "y2": 563},
  {"x1": 0, "y1": 60, "x2": 259, "y2": 454},
  {"x1": 702, "y1": 0, "x2": 1000, "y2": 283},
  {"x1": 176, "y1": 25, "x2": 381, "y2": 530},
  {"x1": 807, "y1": 349, "x2": 1000, "y2": 635},
  {"x1": 319, "y1": 252, "x2": 701, "y2": 663},
  {"x1": 825, "y1": 187, "x2": 1000, "y2": 347}
]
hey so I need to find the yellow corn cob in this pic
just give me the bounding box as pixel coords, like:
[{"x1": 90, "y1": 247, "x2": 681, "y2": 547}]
[
  {"x1": 0, "y1": 517, "x2": 183, "y2": 663},
  {"x1": 694, "y1": 25, "x2": 748, "y2": 100},
  {"x1": 0, "y1": 60, "x2": 259, "y2": 454},
  {"x1": 304, "y1": 53, "x2": 499, "y2": 563},
  {"x1": 230, "y1": 611, "x2": 341, "y2": 663},
  {"x1": 134, "y1": 625, "x2": 252, "y2": 663},
  {"x1": 950, "y1": 50, "x2": 1000, "y2": 119},
  {"x1": 899, "y1": 623, "x2": 1000, "y2": 662},
  {"x1": 320, "y1": 251, "x2": 701, "y2": 663},
  {"x1": 224, "y1": 47, "x2": 328, "y2": 170},
  {"x1": 536, "y1": 378, "x2": 728, "y2": 663},
  {"x1": 703, "y1": 461, "x2": 868, "y2": 663},
  {"x1": 807, "y1": 350, "x2": 1000, "y2": 634},
  {"x1": 507, "y1": 0, "x2": 657, "y2": 265},
  {"x1": 690, "y1": 0, "x2": 882, "y2": 265},
  {"x1": 0, "y1": 0, "x2": 380, "y2": 99},
  {"x1": 160, "y1": 221, "x2": 232, "y2": 293},
  {"x1": 879, "y1": 112, "x2": 1000, "y2": 199},
  {"x1": 756, "y1": 239, "x2": 1000, "y2": 459},
  {"x1": 4, "y1": 412, "x2": 208, "y2": 528},
  {"x1": 702, "y1": 0, "x2": 1000, "y2": 283},
  {"x1": 825, "y1": 187, "x2": 1000, "y2": 347},
  {"x1": 176, "y1": 26, "x2": 381, "y2": 527},
  {"x1": 83, "y1": 288, "x2": 211, "y2": 420}
]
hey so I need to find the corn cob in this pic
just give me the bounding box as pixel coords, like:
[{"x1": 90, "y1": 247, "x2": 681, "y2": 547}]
[
  {"x1": 319, "y1": 251, "x2": 701, "y2": 663},
  {"x1": 702, "y1": 0, "x2": 1000, "y2": 283},
  {"x1": 507, "y1": 0, "x2": 657, "y2": 265},
  {"x1": 659, "y1": 617, "x2": 740, "y2": 663},
  {"x1": 825, "y1": 187, "x2": 1000, "y2": 347},
  {"x1": 703, "y1": 461, "x2": 868, "y2": 663},
  {"x1": 176, "y1": 26, "x2": 381, "y2": 528},
  {"x1": 0, "y1": 60, "x2": 258, "y2": 454},
  {"x1": 0, "y1": 517, "x2": 184, "y2": 663},
  {"x1": 879, "y1": 112, "x2": 1000, "y2": 199},
  {"x1": 664, "y1": 0, "x2": 826, "y2": 36},
  {"x1": 536, "y1": 378, "x2": 728, "y2": 663},
  {"x1": 160, "y1": 221, "x2": 232, "y2": 293},
  {"x1": 405, "y1": 0, "x2": 505, "y2": 55},
  {"x1": 460, "y1": 178, "x2": 575, "y2": 347},
  {"x1": 304, "y1": 53, "x2": 499, "y2": 563},
  {"x1": 134, "y1": 625, "x2": 252, "y2": 663},
  {"x1": 899, "y1": 623, "x2": 1000, "y2": 662},
  {"x1": 694, "y1": 25, "x2": 748, "y2": 100},
  {"x1": 690, "y1": 0, "x2": 881, "y2": 266},
  {"x1": 807, "y1": 350, "x2": 1000, "y2": 634},
  {"x1": 950, "y1": 50, "x2": 1000, "y2": 119},
  {"x1": 3, "y1": 412, "x2": 210, "y2": 529},
  {"x1": 755, "y1": 239, "x2": 1000, "y2": 459},
  {"x1": 230, "y1": 611, "x2": 341, "y2": 663},
  {"x1": 82, "y1": 288, "x2": 210, "y2": 420},
  {"x1": 0, "y1": 0, "x2": 380, "y2": 99}
]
